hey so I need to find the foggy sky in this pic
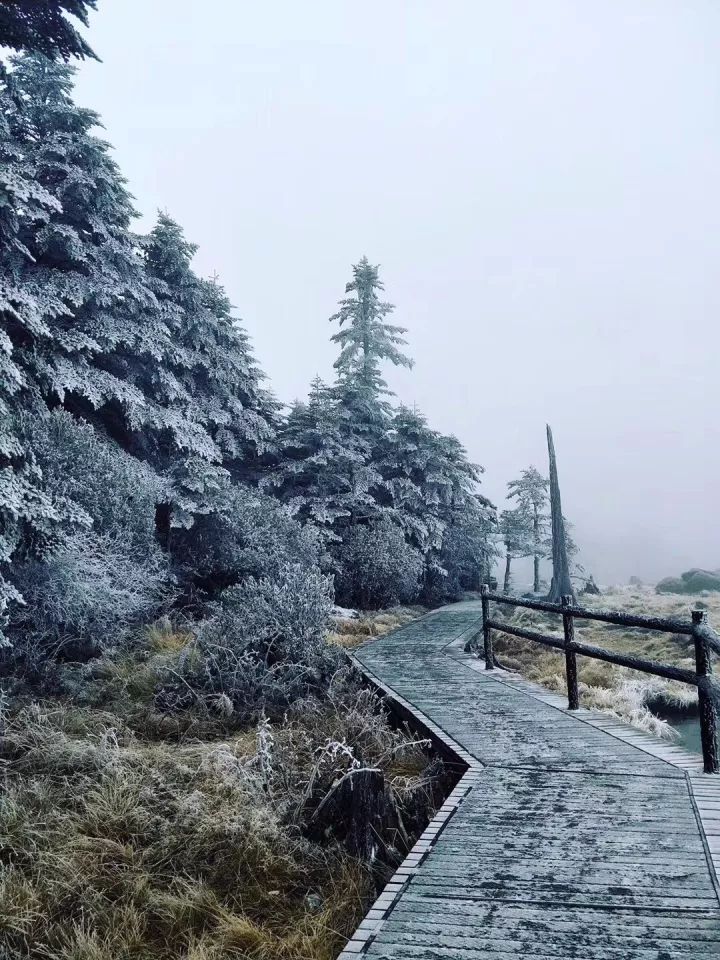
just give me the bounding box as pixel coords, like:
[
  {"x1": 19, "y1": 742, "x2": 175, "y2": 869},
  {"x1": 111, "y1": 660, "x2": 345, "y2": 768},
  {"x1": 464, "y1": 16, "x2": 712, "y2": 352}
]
[{"x1": 73, "y1": 1, "x2": 720, "y2": 585}]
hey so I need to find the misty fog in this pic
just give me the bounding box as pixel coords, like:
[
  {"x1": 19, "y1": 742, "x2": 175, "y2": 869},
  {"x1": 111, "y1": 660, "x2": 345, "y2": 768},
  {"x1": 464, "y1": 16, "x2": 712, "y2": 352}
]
[{"x1": 73, "y1": 1, "x2": 720, "y2": 585}]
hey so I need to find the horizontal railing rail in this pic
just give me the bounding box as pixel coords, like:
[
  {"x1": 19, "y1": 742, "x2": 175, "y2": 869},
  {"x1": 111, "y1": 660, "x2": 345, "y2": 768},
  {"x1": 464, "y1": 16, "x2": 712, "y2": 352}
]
[{"x1": 478, "y1": 586, "x2": 720, "y2": 774}]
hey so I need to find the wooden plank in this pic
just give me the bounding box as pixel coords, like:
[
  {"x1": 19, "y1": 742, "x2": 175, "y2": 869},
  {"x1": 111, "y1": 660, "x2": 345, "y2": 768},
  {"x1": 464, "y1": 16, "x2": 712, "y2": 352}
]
[{"x1": 347, "y1": 603, "x2": 720, "y2": 959}]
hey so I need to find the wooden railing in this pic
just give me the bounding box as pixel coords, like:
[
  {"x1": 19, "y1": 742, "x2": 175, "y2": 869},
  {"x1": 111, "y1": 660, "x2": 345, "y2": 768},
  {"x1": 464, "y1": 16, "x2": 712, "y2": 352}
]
[{"x1": 478, "y1": 585, "x2": 720, "y2": 774}]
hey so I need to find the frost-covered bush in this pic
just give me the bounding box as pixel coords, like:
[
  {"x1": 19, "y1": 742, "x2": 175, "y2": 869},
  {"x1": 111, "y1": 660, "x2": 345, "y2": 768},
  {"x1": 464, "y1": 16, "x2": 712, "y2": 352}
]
[
  {"x1": 161, "y1": 564, "x2": 340, "y2": 723},
  {"x1": 22, "y1": 410, "x2": 164, "y2": 550},
  {"x1": 172, "y1": 485, "x2": 322, "y2": 602},
  {"x1": 655, "y1": 577, "x2": 686, "y2": 595},
  {"x1": 656, "y1": 569, "x2": 720, "y2": 594},
  {"x1": 335, "y1": 520, "x2": 424, "y2": 609},
  {"x1": 211, "y1": 564, "x2": 334, "y2": 660},
  {"x1": 9, "y1": 532, "x2": 170, "y2": 668},
  {"x1": 433, "y1": 515, "x2": 491, "y2": 602}
]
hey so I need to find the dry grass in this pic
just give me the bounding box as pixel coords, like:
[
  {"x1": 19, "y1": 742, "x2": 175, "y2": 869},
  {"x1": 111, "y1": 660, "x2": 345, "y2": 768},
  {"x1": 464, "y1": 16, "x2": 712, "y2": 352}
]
[
  {"x1": 0, "y1": 619, "x2": 444, "y2": 960},
  {"x1": 491, "y1": 586, "x2": 709, "y2": 738},
  {"x1": 328, "y1": 607, "x2": 424, "y2": 650}
]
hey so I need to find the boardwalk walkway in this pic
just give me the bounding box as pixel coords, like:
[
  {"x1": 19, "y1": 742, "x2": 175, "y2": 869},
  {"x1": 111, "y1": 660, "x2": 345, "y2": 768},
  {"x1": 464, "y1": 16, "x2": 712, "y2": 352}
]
[{"x1": 341, "y1": 602, "x2": 720, "y2": 960}]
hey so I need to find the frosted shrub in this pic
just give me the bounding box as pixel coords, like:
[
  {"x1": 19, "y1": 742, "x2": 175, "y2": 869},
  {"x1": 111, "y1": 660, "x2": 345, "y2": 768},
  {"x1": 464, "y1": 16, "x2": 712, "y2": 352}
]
[
  {"x1": 164, "y1": 564, "x2": 340, "y2": 723},
  {"x1": 22, "y1": 410, "x2": 164, "y2": 550},
  {"x1": 172, "y1": 486, "x2": 321, "y2": 602},
  {"x1": 215, "y1": 564, "x2": 334, "y2": 659},
  {"x1": 10, "y1": 531, "x2": 170, "y2": 667},
  {"x1": 434, "y1": 515, "x2": 491, "y2": 602},
  {"x1": 335, "y1": 520, "x2": 423, "y2": 609}
]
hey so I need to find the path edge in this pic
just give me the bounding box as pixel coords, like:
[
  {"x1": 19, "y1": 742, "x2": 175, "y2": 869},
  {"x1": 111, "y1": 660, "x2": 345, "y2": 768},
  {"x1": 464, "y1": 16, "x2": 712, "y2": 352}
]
[{"x1": 337, "y1": 649, "x2": 483, "y2": 957}]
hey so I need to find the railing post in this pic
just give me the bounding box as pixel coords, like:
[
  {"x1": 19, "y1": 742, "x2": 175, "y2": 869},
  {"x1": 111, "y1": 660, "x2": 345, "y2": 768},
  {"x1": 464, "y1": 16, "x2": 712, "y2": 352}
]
[
  {"x1": 562, "y1": 594, "x2": 579, "y2": 710},
  {"x1": 480, "y1": 584, "x2": 494, "y2": 671},
  {"x1": 693, "y1": 610, "x2": 719, "y2": 774}
]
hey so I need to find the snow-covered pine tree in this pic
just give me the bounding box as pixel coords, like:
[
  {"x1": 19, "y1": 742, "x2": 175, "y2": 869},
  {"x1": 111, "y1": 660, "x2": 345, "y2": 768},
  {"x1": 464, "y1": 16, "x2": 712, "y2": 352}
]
[
  {"x1": 0, "y1": 6, "x2": 103, "y2": 624},
  {"x1": 269, "y1": 377, "x2": 378, "y2": 548},
  {"x1": 0, "y1": 1, "x2": 97, "y2": 62},
  {"x1": 0, "y1": 55, "x2": 81, "y2": 639},
  {"x1": 507, "y1": 466, "x2": 550, "y2": 593},
  {"x1": 316, "y1": 258, "x2": 415, "y2": 547},
  {"x1": 439, "y1": 492, "x2": 498, "y2": 598},
  {"x1": 330, "y1": 257, "x2": 413, "y2": 445},
  {"x1": 382, "y1": 408, "x2": 483, "y2": 543},
  {"x1": 376, "y1": 406, "x2": 454, "y2": 554},
  {"x1": 199, "y1": 273, "x2": 277, "y2": 478},
  {"x1": 377, "y1": 405, "x2": 488, "y2": 598},
  {"x1": 498, "y1": 505, "x2": 532, "y2": 594},
  {"x1": 137, "y1": 213, "x2": 277, "y2": 532},
  {"x1": 4, "y1": 54, "x2": 161, "y2": 439}
]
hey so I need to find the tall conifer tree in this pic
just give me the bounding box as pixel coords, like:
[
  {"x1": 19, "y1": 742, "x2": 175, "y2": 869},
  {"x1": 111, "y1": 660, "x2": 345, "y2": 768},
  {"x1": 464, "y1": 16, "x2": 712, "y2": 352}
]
[
  {"x1": 507, "y1": 466, "x2": 550, "y2": 593},
  {"x1": 330, "y1": 257, "x2": 413, "y2": 440},
  {"x1": 269, "y1": 377, "x2": 377, "y2": 547},
  {"x1": 4, "y1": 55, "x2": 158, "y2": 430},
  {"x1": 1, "y1": 51, "x2": 148, "y2": 634},
  {"x1": 138, "y1": 213, "x2": 277, "y2": 531},
  {"x1": 0, "y1": 1, "x2": 97, "y2": 61}
]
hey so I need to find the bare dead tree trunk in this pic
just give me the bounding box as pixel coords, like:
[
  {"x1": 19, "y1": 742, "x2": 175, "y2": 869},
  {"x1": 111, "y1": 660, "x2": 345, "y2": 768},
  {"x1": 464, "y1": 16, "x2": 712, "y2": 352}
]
[
  {"x1": 546, "y1": 425, "x2": 576, "y2": 603},
  {"x1": 503, "y1": 552, "x2": 512, "y2": 593},
  {"x1": 481, "y1": 549, "x2": 492, "y2": 587}
]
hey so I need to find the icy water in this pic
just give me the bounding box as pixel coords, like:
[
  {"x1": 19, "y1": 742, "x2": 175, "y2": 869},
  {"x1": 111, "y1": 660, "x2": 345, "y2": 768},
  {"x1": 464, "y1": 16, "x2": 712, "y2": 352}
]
[{"x1": 670, "y1": 716, "x2": 701, "y2": 755}]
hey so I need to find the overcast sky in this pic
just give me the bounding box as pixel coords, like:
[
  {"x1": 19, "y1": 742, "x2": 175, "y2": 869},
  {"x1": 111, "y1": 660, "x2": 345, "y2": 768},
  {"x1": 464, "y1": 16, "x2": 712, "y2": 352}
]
[{"x1": 73, "y1": 1, "x2": 720, "y2": 585}]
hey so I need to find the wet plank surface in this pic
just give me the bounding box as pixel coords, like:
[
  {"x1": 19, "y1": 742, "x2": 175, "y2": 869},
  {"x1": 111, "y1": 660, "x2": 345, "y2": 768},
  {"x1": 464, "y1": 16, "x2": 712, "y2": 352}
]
[{"x1": 349, "y1": 602, "x2": 720, "y2": 959}]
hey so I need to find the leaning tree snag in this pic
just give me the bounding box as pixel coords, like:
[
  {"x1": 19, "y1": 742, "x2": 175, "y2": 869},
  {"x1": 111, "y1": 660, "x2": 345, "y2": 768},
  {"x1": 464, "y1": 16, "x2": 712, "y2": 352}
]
[{"x1": 546, "y1": 425, "x2": 576, "y2": 603}]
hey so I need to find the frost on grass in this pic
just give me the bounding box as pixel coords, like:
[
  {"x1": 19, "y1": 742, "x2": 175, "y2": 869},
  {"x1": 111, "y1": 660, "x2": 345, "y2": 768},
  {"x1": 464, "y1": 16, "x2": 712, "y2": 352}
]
[
  {"x1": 0, "y1": 632, "x2": 445, "y2": 960},
  {"x1": 491, "y1": 586, "x2": 702, "y2": 738}
]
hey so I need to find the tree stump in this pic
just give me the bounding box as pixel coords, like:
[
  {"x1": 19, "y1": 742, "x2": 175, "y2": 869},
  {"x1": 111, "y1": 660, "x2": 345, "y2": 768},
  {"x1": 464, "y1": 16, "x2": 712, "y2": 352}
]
[{"x1": 307, "y1": 766, "x2": 408, "y2": 864}]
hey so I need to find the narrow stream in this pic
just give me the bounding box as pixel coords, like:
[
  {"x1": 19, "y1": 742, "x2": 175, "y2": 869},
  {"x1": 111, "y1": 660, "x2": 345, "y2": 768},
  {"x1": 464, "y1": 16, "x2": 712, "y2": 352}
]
[
  {"x1": 670, "y1": 716, "x2": 701, "y2": 755},
  {"x1": 646, "y1": 695, "x2": 702, "y2": 755}
]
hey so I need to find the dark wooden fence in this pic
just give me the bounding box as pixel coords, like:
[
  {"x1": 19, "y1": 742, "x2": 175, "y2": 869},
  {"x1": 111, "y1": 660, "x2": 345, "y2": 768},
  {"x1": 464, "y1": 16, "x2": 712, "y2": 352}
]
[{"x1": 479, "y1": 585, "x2": 720, "y2": 774}]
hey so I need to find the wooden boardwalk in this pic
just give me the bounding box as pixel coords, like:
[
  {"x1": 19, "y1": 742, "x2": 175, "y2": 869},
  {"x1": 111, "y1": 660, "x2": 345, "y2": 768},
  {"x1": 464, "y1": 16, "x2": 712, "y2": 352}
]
[{"x1": 341, "y1": 602, "x2": 720, "y2": 960}]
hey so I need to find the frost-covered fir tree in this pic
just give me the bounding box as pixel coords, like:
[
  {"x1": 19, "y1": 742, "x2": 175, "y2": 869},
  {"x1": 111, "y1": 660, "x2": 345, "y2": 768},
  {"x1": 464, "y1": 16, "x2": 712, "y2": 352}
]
[
  {"x1": 507, "y1": 466, "x2": 550, "y2": 593},
  {"x1": 377, "y1": 405, "x2": 489, "y2": 598},
  {"x1": 269, "y1": 377, "x2": 379, "y2": 548},
  {"x1": 330, "y1": 257, "x2": 413, "y2": 443},
  {"x1": 199, "y1": 273, "x2": 278, "y2": 477},
  {"x1": 0, "y1": 54, "x2": 109, "y2": 636},
  {"x1": 319, "y1": 258, "x2": 415, "y2": 543},
  {"x1": 376, "y1": 406, "x2": 468, "y2": 553},
  {"x1": 498, "y1": 505, "x2": 532, "y2": 594},
  {"x1": 138, "y1": 213, "x2": 277, "y2": 532},
  {"x1": 3, "y1": 54, "x2": 159, "y2": 434},
  {"x1": 0, "y1": 1, "x2": 97, "y2": 62},
  {"x1": 439, "y1": 493, "x2": 498, "y2": 599},
  {"x1": 0, "y1": 0, "x2": 96, "y2": 60}
]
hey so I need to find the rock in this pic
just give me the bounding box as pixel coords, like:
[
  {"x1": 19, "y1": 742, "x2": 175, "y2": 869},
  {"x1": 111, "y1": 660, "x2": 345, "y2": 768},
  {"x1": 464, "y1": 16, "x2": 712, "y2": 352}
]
[
  {"x1": 332, "y1": 605, "x2": 359, "y2": 620},
  {"x1": 304, "y1": 892, "x2": 322, "y2": 913}
]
